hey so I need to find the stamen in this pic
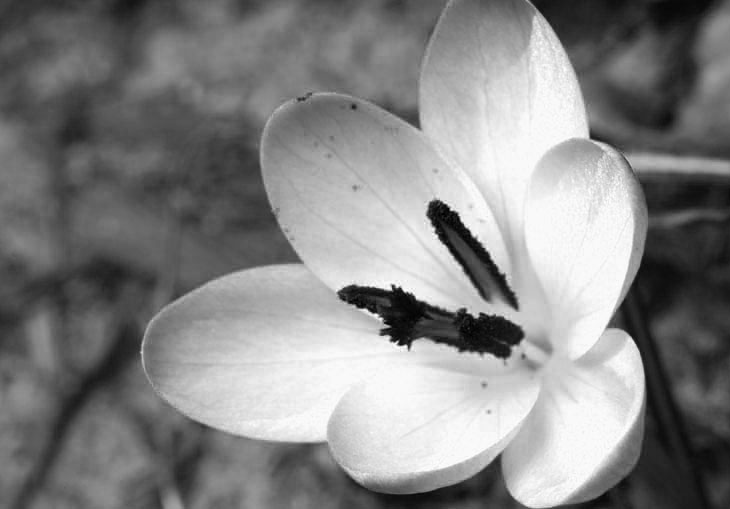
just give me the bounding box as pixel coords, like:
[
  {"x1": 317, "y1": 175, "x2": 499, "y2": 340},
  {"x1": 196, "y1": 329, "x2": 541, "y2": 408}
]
[
  {"x1": 337, "y1": 284, "x2": 523, "y2": 359},
  {"x1": 427, "y1": 200, "x2": 519, "y2": 309}
]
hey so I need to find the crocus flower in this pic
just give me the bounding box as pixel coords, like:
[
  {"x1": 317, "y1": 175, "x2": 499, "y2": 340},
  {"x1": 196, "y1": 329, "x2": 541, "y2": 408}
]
[{"x1": 142, "y1": 0, "x2": 648, "y2": 506}]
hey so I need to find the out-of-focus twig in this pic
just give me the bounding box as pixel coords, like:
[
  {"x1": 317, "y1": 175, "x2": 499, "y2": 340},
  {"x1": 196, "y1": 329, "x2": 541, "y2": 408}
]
[
  {"x1": 10, "y1": 202, "x2": 185, "y2": 509},
  {"x1": 152, "y1": 203, "x2": 183, "y2": 312},
  {"x1": 649, "y1": 208, "x2": 730, "y2": 229},
  {"x1": 0, "y1": 258, "x2": 148, "y2": 325},
  {"x1": 623, "y1": 286, "x2": 710, "y2": 509},
  {"x1": 144, "y1": 187, "x2": 194, "y2": 508},
  {"x1": 121, "y1": 415, "x2": 207, "y2": 509},
  {"x1": 627, "y1": 152, "x2": 730, "y2": 185},
  {"x1": 10, "y1": 318, "x2": 143, "y2": 509}
]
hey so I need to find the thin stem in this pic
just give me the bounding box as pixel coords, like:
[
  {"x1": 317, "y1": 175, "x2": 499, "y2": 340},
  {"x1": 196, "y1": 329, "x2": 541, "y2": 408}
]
[
  {"x1": 623, "y1": 288, "x2": 710, "y2": 509},
  {"x1": 626, "y1": 152, "x2": 730, "y2": 185},
  {"x1": 649, "y1": 208, "x2": 730, "y2": 229}
]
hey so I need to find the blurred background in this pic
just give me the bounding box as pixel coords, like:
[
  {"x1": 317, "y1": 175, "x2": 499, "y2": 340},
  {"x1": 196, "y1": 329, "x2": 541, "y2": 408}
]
[{"x1": 1, "y1": 0, "x2": 729, "y2": 507}]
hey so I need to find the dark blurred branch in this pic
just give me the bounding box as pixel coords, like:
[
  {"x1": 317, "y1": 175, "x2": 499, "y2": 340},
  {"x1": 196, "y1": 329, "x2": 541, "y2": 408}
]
[
  {"x1": 123, "y1": 414, "x2": 208, "y2": 509},
  {"x1": 10, "y1": 317, "x2": 143, "y2": 509},
  {"x1": 9, "y1": 196, "x2": 186, "y2": 508},
  {"x1": 129, "y1": 193, "x2": 205, "y2": 509},
  {"x1": 0, "y1": 258, "x2": 148, "y2": 327},
  {"x1": 623, "y1": 286, "x2": 710, "y2": 509}
]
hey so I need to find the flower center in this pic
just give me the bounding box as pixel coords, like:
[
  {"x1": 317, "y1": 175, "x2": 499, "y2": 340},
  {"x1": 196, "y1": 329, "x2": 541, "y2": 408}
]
[
  {"x1": 338, "y1": 199, "x2": 525, "y2": 360},
  {"x1": 338, "y1": 284, "x2": 522, "y2": 359}
]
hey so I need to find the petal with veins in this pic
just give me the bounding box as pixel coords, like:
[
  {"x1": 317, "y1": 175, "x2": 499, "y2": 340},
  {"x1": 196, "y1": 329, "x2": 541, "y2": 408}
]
[
  {"x1": 327, "y1": 365, "x2": 539, "y2": 494},
  {"x1": 143, "y1": 264, "x2": 479, "y2": 442},
  {"x1": 502, "y1": 329, "x2": 645, "y2": 507},
  {"x1": 420, "y1": 0, "x2": 588, "y2": 257},
  {"x1": 525, "y1": 139, "x2": 647, "y2": 358},
  {"x1": 261, "y1": 93, "x2": 509, "y2": 313}
]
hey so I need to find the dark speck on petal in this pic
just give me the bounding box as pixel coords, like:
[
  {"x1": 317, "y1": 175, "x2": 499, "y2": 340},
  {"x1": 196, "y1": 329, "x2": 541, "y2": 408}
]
[
  {"x1": 296, "y1": 92, "x2": 313, "y2": 102},
  {"x1": 350, "y1": 103, "x2": 358, "y2": 110}
]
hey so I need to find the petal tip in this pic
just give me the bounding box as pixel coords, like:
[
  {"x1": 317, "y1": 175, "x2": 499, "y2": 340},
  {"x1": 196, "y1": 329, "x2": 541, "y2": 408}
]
[{"x1": 503, "y1": 329, "x2": 646, "y2": 507}]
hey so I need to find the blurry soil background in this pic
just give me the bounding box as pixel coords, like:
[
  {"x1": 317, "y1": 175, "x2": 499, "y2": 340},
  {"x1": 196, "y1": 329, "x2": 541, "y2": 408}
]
[{"x1": 1, "y1": 0, "x2": 730, "y2": 508}]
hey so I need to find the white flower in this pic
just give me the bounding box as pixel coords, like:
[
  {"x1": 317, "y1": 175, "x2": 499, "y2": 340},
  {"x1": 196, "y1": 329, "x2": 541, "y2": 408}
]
[{"x1": 142, "y1": 0, "x2": 648, "y2": 506}]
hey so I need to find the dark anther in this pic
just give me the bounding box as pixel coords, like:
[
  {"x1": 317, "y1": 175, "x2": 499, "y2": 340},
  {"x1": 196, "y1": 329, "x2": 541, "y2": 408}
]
[
  {"x1": 338, "y1": 284, "x2": 523, "y2": 359},
  {"x1": 337, "y1": 285, "x2": 430, "y2": 348},
  {"x1": 427, "y1": 199, "x2": 519, "y2": 309},
  {"x1": 453, "y1": 309, "x2": 522, "y2": 358}
]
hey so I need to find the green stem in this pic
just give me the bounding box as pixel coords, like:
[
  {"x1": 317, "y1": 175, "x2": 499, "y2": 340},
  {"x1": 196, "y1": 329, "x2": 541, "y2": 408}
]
[{"x1": 623, "y1": 287, "x2": 710, "y2": 509}]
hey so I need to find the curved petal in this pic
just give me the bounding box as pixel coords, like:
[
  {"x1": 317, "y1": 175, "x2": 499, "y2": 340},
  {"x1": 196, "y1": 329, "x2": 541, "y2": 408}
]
[
  {"x1": 327, "y1": 365, "x2": 540, "y2": 494},
  {"x1": 261, "y1": 92, "x2": 509, "y2": 313},
  {"x1": 143, "y1": 264, "x2": 464, "y2": 442},
  {"x1": 525, "y1": 139, "x2": 647, "y2": 358},
  {"x1": 502, "y1": 328, "x2": 646, "y2": 507},
  {"x1": 419, "y1": 0, "x2": 588, "y2": 258}
]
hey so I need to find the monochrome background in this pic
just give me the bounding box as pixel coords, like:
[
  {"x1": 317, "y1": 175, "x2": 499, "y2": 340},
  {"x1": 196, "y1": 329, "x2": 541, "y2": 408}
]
[{"x1": 1, "y1": 0, "x2": 729, "y2": 507}]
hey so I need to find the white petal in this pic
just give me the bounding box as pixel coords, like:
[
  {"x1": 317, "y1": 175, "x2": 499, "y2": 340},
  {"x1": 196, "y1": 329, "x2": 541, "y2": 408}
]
[
  {"x1": 327, "y1": 365, "x2": 540, "y2": 494},
  {"x1": 420, "y1": 0, "x2": 588, "y2": 257},
  {"x1": 502, "y1": 328, "x2": 646, "y2": 507},
  {"x1": 261, "y1": 93, "x2": 509, "y2": 313},
  {"x1": 142, "y1": 264, "x2": 463, "y2": 442},
  {"x1": 525, "y1": 139, "x2": 647, "y2": 358}
]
